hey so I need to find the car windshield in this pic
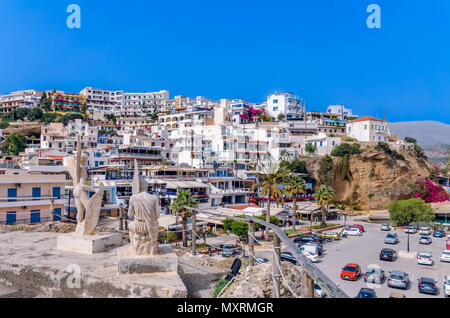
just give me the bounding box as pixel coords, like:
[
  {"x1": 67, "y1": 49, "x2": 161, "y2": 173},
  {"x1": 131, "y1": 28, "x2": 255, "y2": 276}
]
[
  {"x1": 443, "y1": 251, "x2": 450, "y2": 256},
  {"x1": 446, "y1": 279, "x2": 450, "y2": 285},
  {"x1": 420, "y1": 236, "x2": 428, "y2": 240},
  {"x1": 387, "y1": 234, "x2": 395, "y2": 238},
  {"x1": 357, "y1": 291, "x2": 373, "y2": 298},
  {"x1": 420, "y1": 280, "x2": 434, "y2": 287},
  {"x1": 343, "y1": 266, "x2": 356, "y2": 271},
  {"x1": 366, "y1": 268, "x2": 379, "y2": 275},
  {"x1": 419, "y1": 254, "x2": 430, "y2": 258},
  {"x1": 390, "y1": 274, "x2": 405, "y2": 280},
  {"x1": 382, "y1": 250, "x2": 392, "y2": 254},
  {"x1": 224, "y1": 245, "x2": 234, "y2": 249}
]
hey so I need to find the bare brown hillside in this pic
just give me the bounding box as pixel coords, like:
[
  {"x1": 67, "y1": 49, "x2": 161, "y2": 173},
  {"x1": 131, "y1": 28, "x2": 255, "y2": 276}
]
[{"x1": 305, "y1": 145, "x2": 432, "y2": 210}]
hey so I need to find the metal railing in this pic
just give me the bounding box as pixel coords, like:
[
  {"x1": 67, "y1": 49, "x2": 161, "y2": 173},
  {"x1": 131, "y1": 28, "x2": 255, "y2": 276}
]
[{"x1": 187, "y1": 207, "x2": 348, "y2": 299}]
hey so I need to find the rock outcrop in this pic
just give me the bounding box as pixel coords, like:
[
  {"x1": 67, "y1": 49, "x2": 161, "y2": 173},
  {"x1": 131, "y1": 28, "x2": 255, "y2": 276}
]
[{"x1": 305, "y1": 145, "x2": 432, "y2": 210}]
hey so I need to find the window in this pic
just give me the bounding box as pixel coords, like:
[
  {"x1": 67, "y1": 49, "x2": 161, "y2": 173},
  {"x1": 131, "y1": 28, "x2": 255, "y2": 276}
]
[
  {"x1": 273, "y1": 107, "x2": 278, "y2": 111},
  {"x1": 273, "y1": 99, "x2": 278, "y2": 104}
]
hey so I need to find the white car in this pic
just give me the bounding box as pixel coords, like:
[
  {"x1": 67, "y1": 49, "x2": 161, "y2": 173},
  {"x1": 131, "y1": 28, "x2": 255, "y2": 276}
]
[
  {"x1": 342, "y1": 227, "x2": 362, "y2": 236},
  {"x1": 417, "y1": 253, "x2": 433, "y2": 266},
  {"x1": 419, "y1": 227, "x2": 432, "y2": 235},
  {"x1": 405, "y1": 226, "x2": 417, "y2": 234},
  {"x1": 302, "y1": 251, "x2": 319, "y2": 263},
  {"x1": 444, "y1": 276, "x2": 450, "y2": 298},
  {"x1": 441, "y1": 250, "x2": 450, "y2": 263}
]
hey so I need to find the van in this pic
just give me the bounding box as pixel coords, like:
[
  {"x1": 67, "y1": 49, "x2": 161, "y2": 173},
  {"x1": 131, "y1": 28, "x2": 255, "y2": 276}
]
[{"x1": 299, "y1": 244, "x2": 320, "y2": 256}]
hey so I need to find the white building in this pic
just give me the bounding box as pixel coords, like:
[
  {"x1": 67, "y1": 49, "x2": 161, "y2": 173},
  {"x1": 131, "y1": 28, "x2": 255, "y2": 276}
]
[
  {"x1": 122, "y1": 90, "x2": 169, "y2": 115},
  {"x1": 326, "y1": 105, "x2": 357, "y2": 120},
  {"x1": 300, "y1": 133, "x2": 342, "y2": 156},
  {"x1": 0, "y1": 89, "x2": 43, "y2": 113},
  {"x1": 346, "y1": 116, "x2": 391, "y2": 142},
  {"x1": 80, "y1": 87, "x2": 123, "y2": 112},
  {"x1": 266, "y1": 92, "x2": 305, "y2": 120}
]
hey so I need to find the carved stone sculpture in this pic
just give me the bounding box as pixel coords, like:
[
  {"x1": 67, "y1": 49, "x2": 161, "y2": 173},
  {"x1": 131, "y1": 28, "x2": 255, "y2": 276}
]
[
  {"x1": 66, "y1": 136, "x2": 105, "y2": 236},
  {"x1": 127, "y1": 160, "x2": 161, "y2": 256}
]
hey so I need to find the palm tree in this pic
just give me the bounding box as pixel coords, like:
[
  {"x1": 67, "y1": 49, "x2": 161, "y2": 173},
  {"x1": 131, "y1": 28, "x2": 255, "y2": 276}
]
[
  {"x1": 252, "y1": 163, "x2": 289, "y2": 240},
  {"x1": 170, "y1": 189, "x2": 199, "y2": 247},
  {"x1": 314, "y1": 185, "x2": 335, "y2": 226},
  {"x1": 285, "y1": 176, "x2": 307, "y2": 231}
]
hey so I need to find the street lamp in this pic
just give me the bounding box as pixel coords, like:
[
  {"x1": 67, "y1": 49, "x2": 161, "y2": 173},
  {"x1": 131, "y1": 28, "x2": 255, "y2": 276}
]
[{"x1": 407, "y1": 229, "x2": 410, "y2": 253}]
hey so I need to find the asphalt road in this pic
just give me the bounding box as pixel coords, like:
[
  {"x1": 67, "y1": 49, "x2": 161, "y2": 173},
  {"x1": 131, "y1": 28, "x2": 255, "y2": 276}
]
[{"x1": 314, "y1": 221, "x2": 449, "y2": 298}]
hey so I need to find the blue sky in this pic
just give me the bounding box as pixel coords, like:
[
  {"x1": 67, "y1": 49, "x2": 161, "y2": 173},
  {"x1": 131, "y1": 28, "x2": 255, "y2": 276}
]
[{"x1": 0, "y1": 0, "x2": 449, "y2": 123}]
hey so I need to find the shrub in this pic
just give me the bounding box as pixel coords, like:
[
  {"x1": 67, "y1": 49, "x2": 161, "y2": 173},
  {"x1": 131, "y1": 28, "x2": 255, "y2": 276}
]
[
  {"x1": 388, "y1": 198, "x2": 435, "y2": 226},
  {"x1": 213, "y1": 279, "x2": 230, "y2": 298},
  {"x1": 331, "y1": 143, "x2": 361, "y2": 157}
]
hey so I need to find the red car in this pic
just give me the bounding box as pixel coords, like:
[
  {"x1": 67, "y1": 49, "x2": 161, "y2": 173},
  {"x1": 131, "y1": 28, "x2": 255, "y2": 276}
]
[
  {"x1": 340, "y1": 263, "x2": 362, "y2": 281},
  {"x1": 350, "y1": 224, "x2": 365, "y2": 232},
  {"x1": 446, "y1": 238, "x2": 450, "y2": 250}
]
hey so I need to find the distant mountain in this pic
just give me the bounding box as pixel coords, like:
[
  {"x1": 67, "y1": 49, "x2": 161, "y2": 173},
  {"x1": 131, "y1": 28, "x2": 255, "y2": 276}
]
[{"x1": 390, "y1": 121, "x2": 450, "y2": 147}]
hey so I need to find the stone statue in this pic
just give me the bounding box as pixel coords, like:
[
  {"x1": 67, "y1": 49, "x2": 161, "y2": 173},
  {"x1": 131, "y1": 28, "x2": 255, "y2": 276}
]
[
  {"x1": 66, "y1": 136, "x2": 105, "y2": 236},
  {"x1": 127, "y1": 160, "x2": 161, "y2": 256}
]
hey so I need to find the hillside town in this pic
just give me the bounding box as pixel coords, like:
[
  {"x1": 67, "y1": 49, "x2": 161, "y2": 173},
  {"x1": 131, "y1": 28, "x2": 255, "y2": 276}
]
[{"x1": 0, "y1": 87, "x2": 449, "y2": 299}]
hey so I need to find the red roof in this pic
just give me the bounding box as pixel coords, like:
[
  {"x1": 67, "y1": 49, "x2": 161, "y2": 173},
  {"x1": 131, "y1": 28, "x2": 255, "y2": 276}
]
[
  {"x1": 350, "y1": 116, "x2": 386, "y2": 123},
  {"x1": 228, "y1": 204, "x2": 260, "y2": 211},
  {"x1": 47, "y1": 155, "x2": 65, "y2": 160}
]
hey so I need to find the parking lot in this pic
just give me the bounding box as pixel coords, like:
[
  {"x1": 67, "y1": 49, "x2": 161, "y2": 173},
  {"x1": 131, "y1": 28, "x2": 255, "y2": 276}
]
[{"x1": 314, "y1": 221, "x2": 449, "y2": 298}]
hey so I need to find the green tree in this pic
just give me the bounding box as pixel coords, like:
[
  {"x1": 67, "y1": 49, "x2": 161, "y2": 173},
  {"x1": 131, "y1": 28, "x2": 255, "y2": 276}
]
[
  {"x1": 277, "y1": 113, "x2": 286, "y2": 121},
  {"x1": 41, "y1": 113, "x2": 58, "y2": 125},
  {"x1": 40, "y1": 92, "x2": 53, "y2": 112},
  {"x1": 285, "y1": 176, "x2": 306, "y2": 230},
  {"x1": 314, "y1": 185, "x2": 335, "y2": 226},
  {"x1": 105, "y1": 113, "x2": 117, "y2": 123},
  {"x1": 305, "y1": 143, "x2": 317, "y2": 155},
  {"x1": 388, "y1": 198, "x2": 435, "y2": 226},
  {"x1": 2, "y1": 134, "x2": 27, "y2": 156},
  {"x1": 170, "y1": 189, "x2": 199, "y2": 247},
  {"x1": 318, "y1": 155, "x2": 334, "y2": 186},
  {"x1": 252, "y1": 163, "x2": 289, "y2": 240},
  {"x1": 27, "y1": 107, "x2": 44, "y2": 121},
  {"x1": 280, "y1": 158, "x2": 307, "y2": 174}
]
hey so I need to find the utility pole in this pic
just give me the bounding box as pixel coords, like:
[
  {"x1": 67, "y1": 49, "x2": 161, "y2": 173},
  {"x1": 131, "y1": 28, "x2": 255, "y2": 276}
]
[
  {"x1": 119, "y1": 204, "x2": 124, "y2": 231},
  {"x1": 249, "y1": 221, "x2": 255, "y2": 267},
  {"x1": 50, "y1": 198, "x2": 55, "y2": 222},
  {"x1": 192, "y1": 209, "x2": 197, "y2": 256},
  {"x1": 273, "y1": 233, "x2": 281, "y2": 298}
]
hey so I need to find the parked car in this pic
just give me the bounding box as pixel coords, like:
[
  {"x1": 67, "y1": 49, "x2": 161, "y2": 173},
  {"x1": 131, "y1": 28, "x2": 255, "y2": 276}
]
[
  {"x1": 380, "y1": 248, "x2": 397, "y2": 261},
  {"x1": 389, "y1": 292, "x2": 406, "y2": 298},
  {"x1": 308, "y1": 233, "x2": 325, "y2": 243},
  {"x1": 446, "y1": 238, "x2": 450, "y2": 250},
  {"x1": 299, "y1": 244, "x2": 321, "y2": 257},
  {"x1": 356, "y1": 288, "x2": 377, "y2": 298},
  {"x1": 418, "y1": 277, "x2": 438, "y2": 295},
  {"x1": 293, "y1": 235, "x2": 319, "y2": 244},
  {"x1": 381, "y1": 224, "x2": 391, "y2": 231},
  {"x1": 364, "y1": 265, "x2": 385, "y2": 284},
  {"x1": 388, "y1": 270, "x2": 409, "y2": 290},
  {"x1": 419, "y1": 236, "x2": 432, "y2": 245},
  {"x1": 385, "y1": 233, "x2": 399, "y2": 244},
  {"x1": 405, "y1": 226, "x2": 417, "y2": 234},
  {"x1": 417, "y1": 253, "x2": 433, "y2": 266},
  {"x1": 222, "y1": 244, "x2": 237, "y2": 258},
  {"x1": 444, "y1": 276, "x2": 450, "y2": 298},
  {"x1": 440, "y1": 250, "x2": 450, "y2": 263},
  {"x1": 301, "y1": 242, "x2": 323, "y2": 255},
  {"x1": 280, "y1": 252, "x2": 297, "y2": 264},
  {"x1": 301, "y1": 251, "x2": 320, "y2": 263},
  {"x1": 314, "y1": 283, "x2": 327, "y2": 298},
  {"x1": 419, "y1": 227, "x2": 432, "y2": 235},
  {"x1": 342, "y1": 227, "x2": 362, "y2": 236},
  {"x1": 350, "y1": 224, "x2": 365, "y2": 232},
  {"x1": 340, "y1": 263, "x2": 362, "y2": 281},
  {"x1": 318, "y1": 232, "x2": 341, "y2": 241},
  {"x1": 433, "y1": 229, "x2": 446, "y2": 238}
]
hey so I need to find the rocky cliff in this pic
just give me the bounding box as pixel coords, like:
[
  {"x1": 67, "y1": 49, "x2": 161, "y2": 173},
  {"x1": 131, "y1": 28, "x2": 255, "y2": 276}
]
[{"x1": 305, "y1": 144, "x2": 432, "y2": 210}]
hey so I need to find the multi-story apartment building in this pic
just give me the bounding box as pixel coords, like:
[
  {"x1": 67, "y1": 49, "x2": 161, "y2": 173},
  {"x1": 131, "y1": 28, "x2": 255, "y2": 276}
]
[
  {"x1": 346, "y1": 116, "x2": 392, "y2": 142},
  {"x1": 116, "y1": 117, "x2": 155, "y2": 135},
  {"x1": 51, "y1": 92, "x2": 86, "y2": 115},
  {"x1": 122, "y1": 90, "x2": 169, "y2": 116},
  {"x1": 266, "y1": 92, "x2": 305, "y2": 120},
  {"x1": 0, "y1": 90, "x2": 43, "y2": 114},
  {"x1": 0, "y1": 175, "x2": 66, "y2": 225},
  {"x1": 40, "y1": 123, "x2": 67, "y2": 150},
  {"x1": 80, "y1": 87, "x2": 124, "y2": 111}
]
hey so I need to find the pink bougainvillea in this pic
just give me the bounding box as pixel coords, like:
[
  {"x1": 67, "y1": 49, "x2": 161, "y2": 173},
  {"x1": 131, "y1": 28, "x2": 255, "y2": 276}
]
[{"x1": 414, "y1": 178, "x2": 450, "y2": 203}]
